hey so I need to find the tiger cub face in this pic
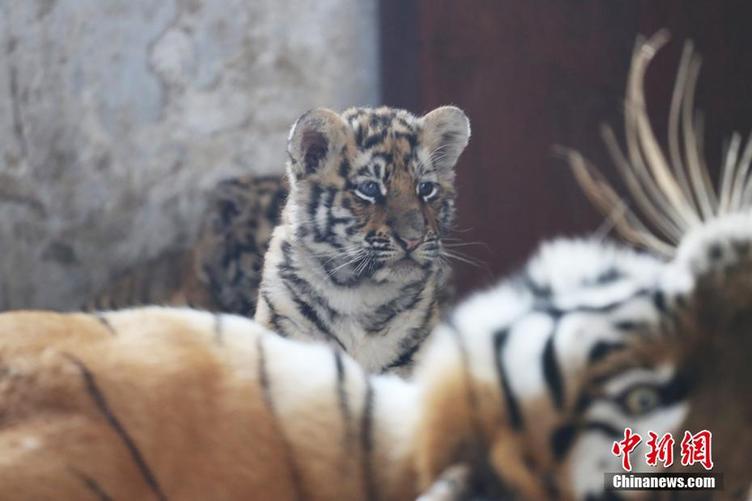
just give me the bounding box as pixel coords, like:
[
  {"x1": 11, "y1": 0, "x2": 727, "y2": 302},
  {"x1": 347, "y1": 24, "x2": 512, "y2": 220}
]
[{"x1": 285, "y1": 106, "x2": 470, "y2": 284}]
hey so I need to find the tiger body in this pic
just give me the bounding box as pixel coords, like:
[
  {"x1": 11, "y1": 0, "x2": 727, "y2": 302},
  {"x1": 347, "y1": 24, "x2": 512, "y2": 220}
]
[
  {"x1": 0, "y1": 245, "x2": 673, "y2": 500},
  {"x1": 260, "y1": 222, "x2": 444, "y2": 372},
  {"x1": 88, "y1": 175, "x2": 287, "y2": 317},
  {"x1": 0, "y1": 307, "x2": 418, "y2": 500},
  {"x1": 255, "y1": 106, "x2": 470, "y2": 373},
  {"x1": 2, "y1": 213, "x2": 751, "y2": 500}
]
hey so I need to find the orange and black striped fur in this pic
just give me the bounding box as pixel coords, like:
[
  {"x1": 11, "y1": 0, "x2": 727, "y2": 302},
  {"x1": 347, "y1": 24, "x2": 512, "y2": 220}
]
[
  {"x1": 2, "y1": 215, "x2": 751, "y2": 500},
  {"x1": 0, "y1": 307, "x2": 418, "y2": 500},
  {"x1": 256, "y1": 106, "x2": 470, "y2": 373},
  {"x1": 87, "y1": 176, "x2": 287, "y2": 317}
]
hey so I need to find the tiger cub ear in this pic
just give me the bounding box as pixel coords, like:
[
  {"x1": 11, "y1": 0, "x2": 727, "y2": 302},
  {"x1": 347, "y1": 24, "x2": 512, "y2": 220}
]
[
  {"x1": 287, "y1": 108, "x2": 350, "y2": 179},
  {"x1": 420, "y1": 106, "x2": 471, "y2": 173}
]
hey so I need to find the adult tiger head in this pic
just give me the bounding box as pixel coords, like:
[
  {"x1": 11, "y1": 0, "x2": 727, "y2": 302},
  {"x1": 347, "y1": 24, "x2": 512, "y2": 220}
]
[
  {"x1": 284, "y1": 106, "x2": 470, "y2": 284},
  {"x1": 416, "y1": 31, "x2": 752, "y2": 500},
  {"x1": 416, "y1": 219, "x2": 752, "y2": 500}
]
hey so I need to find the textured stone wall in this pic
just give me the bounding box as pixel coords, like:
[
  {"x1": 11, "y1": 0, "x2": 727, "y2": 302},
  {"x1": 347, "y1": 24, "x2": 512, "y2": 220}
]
[{"x1": 0, "y1": 0, "x2": 379, "y2": 310}]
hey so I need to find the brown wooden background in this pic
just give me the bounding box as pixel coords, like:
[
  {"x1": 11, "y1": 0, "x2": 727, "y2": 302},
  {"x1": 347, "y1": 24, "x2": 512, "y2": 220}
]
[{"x1": 381, "y1": 0, "x2": 752, "y2": 297}]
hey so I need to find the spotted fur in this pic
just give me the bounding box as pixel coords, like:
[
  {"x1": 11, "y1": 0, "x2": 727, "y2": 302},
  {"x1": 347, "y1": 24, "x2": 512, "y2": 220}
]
[
  {"x1": 255, "y1": 106, "x2": 471, "y2": 373},
  {"x1": 86, "y1": 175, "x2": 287, "y2": 317}
]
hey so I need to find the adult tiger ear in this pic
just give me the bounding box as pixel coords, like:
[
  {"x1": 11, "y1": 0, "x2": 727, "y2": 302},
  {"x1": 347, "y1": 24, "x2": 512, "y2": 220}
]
[
  {"x1": 287, "y1": 108, "x2": 350, "y2": 180},
  {"x1": 420, "y1": 106, "x2": 471, "y2": 174}
]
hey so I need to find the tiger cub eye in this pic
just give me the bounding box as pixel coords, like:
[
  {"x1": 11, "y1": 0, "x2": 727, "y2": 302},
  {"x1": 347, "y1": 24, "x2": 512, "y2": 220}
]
[
  {"x1": 417, "y1": 181, "x2": 438, "y2": 200},
  {"x1": 356, "y1": 181, "x2": 381, "y2": 201}
]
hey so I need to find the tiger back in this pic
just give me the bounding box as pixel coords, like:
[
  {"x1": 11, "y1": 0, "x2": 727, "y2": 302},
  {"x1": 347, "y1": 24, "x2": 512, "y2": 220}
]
[{"x1": 0, "y1": 307, "x2": 417, "y2": 500}]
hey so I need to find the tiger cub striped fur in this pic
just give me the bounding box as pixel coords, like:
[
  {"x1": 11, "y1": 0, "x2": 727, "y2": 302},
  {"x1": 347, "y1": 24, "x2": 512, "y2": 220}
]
[
  {"x1": 255, "y1": 105, "x2": 470, "y2": 373},
  {"x1": 86, "y1": 175, "x2": 287, "y2": 316}
]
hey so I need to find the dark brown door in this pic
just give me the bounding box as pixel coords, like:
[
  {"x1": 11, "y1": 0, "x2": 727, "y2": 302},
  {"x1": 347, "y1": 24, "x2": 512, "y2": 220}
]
[{"x1": 382, "y1": 0, "x2": 752, "y2": 296}]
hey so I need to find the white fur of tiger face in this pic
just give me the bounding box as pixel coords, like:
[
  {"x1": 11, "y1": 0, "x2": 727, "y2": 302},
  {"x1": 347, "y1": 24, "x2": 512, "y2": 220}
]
[
  {"x1": 417, "y1": 212, "x2": 752, "y2": 500},
  {"x1": 545, "y1": 31, "x2": 752, "y2": 499}
]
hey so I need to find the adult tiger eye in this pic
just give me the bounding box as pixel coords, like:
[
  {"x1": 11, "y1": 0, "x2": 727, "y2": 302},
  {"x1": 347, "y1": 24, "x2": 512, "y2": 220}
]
[{"x1": 623, "y1": 386, "x2": 661, "y2": 415}]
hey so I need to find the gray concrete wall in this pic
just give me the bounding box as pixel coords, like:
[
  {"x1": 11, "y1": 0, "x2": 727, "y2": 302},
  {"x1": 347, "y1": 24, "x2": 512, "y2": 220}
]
[{"x1": 0, "y1": 0, "x2": 380, "y2": 309}]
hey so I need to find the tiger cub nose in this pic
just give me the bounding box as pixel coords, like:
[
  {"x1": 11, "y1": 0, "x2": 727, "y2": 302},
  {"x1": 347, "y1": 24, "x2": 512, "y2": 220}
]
[{"x1": 396, "y1": 236, "x2": 422, "y2": 252}]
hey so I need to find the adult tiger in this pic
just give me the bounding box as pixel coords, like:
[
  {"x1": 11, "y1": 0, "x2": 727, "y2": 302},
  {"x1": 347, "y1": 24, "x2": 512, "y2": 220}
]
[
  {"x1": 1, "y1": 221, "x2": 749, "y2": 499},
  {"x1": 255, "y1": 105, "x2": 470, "y2": 374}
]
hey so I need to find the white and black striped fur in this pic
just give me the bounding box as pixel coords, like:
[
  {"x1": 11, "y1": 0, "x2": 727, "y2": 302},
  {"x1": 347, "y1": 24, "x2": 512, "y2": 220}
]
[
  {"x1": 255, "y1": 106, "x2": 470, "y2": 373},
  {"x1": 420, "y1": 238, "x2": 685, "y2": 499},
  {"x1": 422, "y1": 206, "x2": 752, "y2": 500}
]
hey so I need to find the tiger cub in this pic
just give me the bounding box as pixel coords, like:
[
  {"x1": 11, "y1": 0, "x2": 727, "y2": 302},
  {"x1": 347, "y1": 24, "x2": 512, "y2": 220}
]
[
  {"x1": 255, "y1": 106, "x2": 470, "y2": 373},
  {"x1": 87, "y1": 175, "x2": 287, "y2": 317}
]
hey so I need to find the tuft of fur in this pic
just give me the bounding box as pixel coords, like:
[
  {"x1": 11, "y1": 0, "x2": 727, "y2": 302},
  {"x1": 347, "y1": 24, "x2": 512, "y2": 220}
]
[{"x1": 558, "y1": 30, "x2": 752, "y2": 257}]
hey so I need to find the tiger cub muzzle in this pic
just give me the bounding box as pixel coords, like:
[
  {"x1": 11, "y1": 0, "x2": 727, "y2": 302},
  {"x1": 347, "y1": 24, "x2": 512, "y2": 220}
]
[{"x1": 364, "y1": 191, "x2": 441, "y2": 268}]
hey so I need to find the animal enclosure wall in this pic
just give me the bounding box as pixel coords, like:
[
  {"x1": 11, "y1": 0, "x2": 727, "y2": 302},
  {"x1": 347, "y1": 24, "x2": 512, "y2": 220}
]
[{"x1": 0, "y1": 0, "x2": 379, "y2": 310}]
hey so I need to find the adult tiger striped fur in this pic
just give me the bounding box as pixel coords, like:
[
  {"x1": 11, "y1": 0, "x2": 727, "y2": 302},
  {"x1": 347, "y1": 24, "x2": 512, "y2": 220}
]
[
  {"x1": 0, "y1": 307, "x2": 418, "y2": 500},
  {"x1": 0, "y1": 246, "x2": 681, "y2": 500},
  {"x1": 426, "y1": 220, "x2": 752, "y2": 500},
  {"x1": 2, "y1": 224, "x2": 750, "y2": 499},
  {"x1": 86, "y1": 175, "x2": 287, "y2": 317},
  {"x1": 549, "y1": 31, "x2": 752, "y2": 499},
  {"x1": 255, "y1": 105, "x2": 470, "y2": 374}
]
